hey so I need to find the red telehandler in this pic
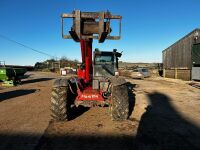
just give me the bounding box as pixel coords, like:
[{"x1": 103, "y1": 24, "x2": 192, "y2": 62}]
[{"x1": 51, "y1": 10, "x2": 129, "y2": 121}]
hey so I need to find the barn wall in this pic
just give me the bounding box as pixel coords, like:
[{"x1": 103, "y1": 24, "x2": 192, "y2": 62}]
[
  {"x1": 164, "y1": 69, "x2": 191, "y2": 81},
  {"x1": 163, "y1": 29, "x2": 200, "y2": 70}
]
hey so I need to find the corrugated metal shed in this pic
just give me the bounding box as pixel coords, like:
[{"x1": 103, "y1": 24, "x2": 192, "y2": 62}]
[{"x1": 163, "y1": 28, "x2": 200, "y2": 69}]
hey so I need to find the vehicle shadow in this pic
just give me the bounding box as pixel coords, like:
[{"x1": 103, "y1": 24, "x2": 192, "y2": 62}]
[
  {"x1": 0, "y1": 133, "x2": 41, "y2": 150},
  {"x1": 134, "y1": 92, "x2": 200, "y2": 150},
  {"x1": 22, "y1": 78, "x2": 54, "y2": 84},
  {"x1": 69, "y1": 106, "x2": 90, "y2": 120},
  {"x1": 0, "y1": 89, "x2": 38, "y2": 102},
  {"x1": 126, "y1": 82, "x2": 136, "y2": 117},
  {"x1": 35, "y1": 134, "x2": 134, "y2": 150}
]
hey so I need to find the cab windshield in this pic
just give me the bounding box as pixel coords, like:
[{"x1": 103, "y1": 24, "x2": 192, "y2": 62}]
[{"x1": 95, "y1": 55, "x2": 113, "y2": 64}]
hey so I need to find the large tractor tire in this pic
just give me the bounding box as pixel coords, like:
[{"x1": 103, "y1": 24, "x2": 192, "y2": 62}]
[
  {"x1": 50, "y1": 78, "x2": 74, "y2": 121},
  {"x1": 110, "y1": 77, "x2": 129, "y2": 121}
]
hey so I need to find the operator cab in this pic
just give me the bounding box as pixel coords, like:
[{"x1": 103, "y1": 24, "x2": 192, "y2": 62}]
[{"x1": 93, "y1": 48, "x2": 122, "y2": 77}]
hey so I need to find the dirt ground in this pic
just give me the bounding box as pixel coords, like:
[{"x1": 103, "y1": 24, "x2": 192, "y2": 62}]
[
  {"x1": 0, "y1": 72, "x2": 58, "y2": 150},
  {"x1": 0, "y1": 72, "x2": 200, "y2": 150}
]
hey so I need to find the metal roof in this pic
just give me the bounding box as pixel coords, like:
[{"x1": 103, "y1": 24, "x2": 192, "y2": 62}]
[{"x1": 162, "y1": 28, "x2": 200, "y2": 52}]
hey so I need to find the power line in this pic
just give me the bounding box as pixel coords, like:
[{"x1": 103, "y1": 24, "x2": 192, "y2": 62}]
[{"x1": 0, "y1": 33, "x2": 56, "y2": 59}]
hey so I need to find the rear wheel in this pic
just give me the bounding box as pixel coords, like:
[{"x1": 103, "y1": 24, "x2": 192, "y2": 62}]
[
  {"x1": 50, "y1": 79, "x2": 74, "y2": 121},
  {"x1": 110, "y1": 83, "x2": 129, "y2": 121},
  {"x1": 11, "y1": 77, "x2": 17, "y2": 85}
]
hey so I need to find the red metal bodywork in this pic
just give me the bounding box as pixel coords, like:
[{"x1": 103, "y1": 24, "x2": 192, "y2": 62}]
[
  {"x1": 76, "y1": 39, "x2": 104, "y2": 103},
  {"x1": 80, "y1": 39, "x2": 92, "y2": 83},
  {"x1": 77, "y1": 87, "x2": 104, "y2": 101},
  {"x1": 61, "y1": 10, "x2": 122, "y2": 106}
]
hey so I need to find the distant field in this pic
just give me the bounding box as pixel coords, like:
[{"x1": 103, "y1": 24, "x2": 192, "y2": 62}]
[{"x1": 119, "y1": 62, "x2": 162, "y2": 69}]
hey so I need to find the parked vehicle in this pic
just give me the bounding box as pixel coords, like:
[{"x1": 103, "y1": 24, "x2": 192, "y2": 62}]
[
  {"x1": 0, "y1": 67, "x2": 27, "y2": 86},
  {"x1": 130, "y1": 68, "x2": 150, "y2": 79},
  {"x1": 130, "y1": 69, "x2": 144, "y2": 79},
  {"x1": 138, "y1": 68, "x2": 150, "y2": 77}
]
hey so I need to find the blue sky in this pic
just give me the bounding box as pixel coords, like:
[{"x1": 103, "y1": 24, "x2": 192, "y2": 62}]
[{"x1": 0, "y1": 0, "x2": 200, "y2": 66}]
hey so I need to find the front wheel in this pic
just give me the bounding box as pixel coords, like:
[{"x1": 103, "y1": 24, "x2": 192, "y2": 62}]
[
  {"x1": 50, "y1": 79, "x2": 74, "y2": 121},
  {"x1": 110, "y1": 83, "x2": 129, "y2": 121}
]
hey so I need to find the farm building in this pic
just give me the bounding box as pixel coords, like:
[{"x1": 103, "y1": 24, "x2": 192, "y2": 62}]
[{"x1": 162, "y1": 28, "x2": 200, "y2": 80}]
